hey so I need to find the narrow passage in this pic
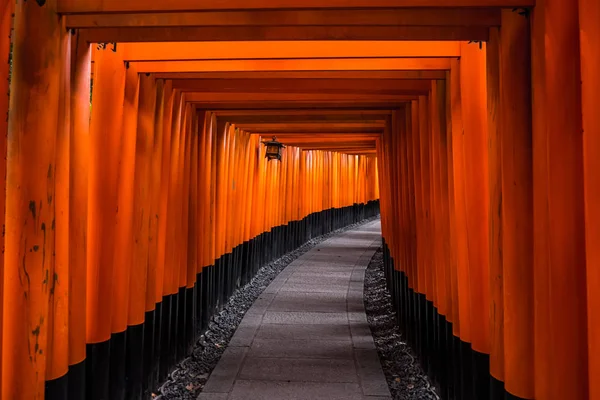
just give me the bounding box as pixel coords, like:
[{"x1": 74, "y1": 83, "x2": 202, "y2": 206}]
[{"x1": 198, "y1": 221, "x2": 389, "y2": 400}]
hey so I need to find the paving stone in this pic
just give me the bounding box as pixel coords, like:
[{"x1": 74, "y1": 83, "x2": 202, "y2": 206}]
[
  {"x1": 268, "y1": 296, "x2": 348, "y2": 313},
  {"x1": 262, "y1": 311, "x2": 348, "y2": 325},
  {"x1": 278, "y1": 283, "x2": 350, "y2": 293},
  {"x1": 285, "y1": 275, "x2": 351, "y2": 286},
  {"x1": 202, "y1": 346, "x2": 249, "y2": 394},
  {"x1": 229, "y1": 380, "x2": 364, "y2": 400},
  {"x1": 248, "y1": 338, "x2": 354, "y2": 359},
  {"x1": 355, "y1": 349, "x2": 392, "y2": 397},
  {"x1": 197, "y1": 393, "x2": 228, "y2": 400},
  {"x1": 255, "y1": 323, "x2": 352, "y2": 342},
  {"x1": 239, "y1": 357, "x2": 359, "y2": 383},
  {"x1": 350, "y1": 322, "x2": 377, "y2": 350}
]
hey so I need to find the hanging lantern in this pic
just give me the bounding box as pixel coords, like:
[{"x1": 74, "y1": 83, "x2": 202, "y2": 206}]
[{"x1": 263, "y1": 136, "x2": 286, "y2": 161}]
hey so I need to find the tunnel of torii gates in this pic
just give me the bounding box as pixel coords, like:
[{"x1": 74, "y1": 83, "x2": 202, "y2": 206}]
[{"x1": 0, "y1": 1, "x2": 599, "y2": 400}]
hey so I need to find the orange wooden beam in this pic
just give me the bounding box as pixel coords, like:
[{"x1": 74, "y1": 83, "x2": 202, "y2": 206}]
[
  {"x1": 153, "y1": 71, "x2": 448, "y2": 80},
  {"x1": 117, "y1": 41, "x2": 460, "y2": 61},
  {"x1": 190, "y1": 101, "x2": 411, "y2": 110},
  {"x1": 213, "y1": 109, "x2": 392, "y2": 119},
  {"x1": 58, "y1": 0, "x2": 535, "y2": 13},
  {"x1": 235, "y1": 122, "x2": 385, "y2": 132},
  {"x1": 81, "y1": 25, "x2": 489, "y2": 43},
  {"x1": 66, "y1": 9, "x2": 500, "y2": 28},
  {"x1": 184, "y1": 92, "x2": 417, "y2": 103},
  {"x1": 133, "y1": 58, "x2": 451, "y2": 73},
  {"x1": 171, "y1": 79, "x2": 432, "y2": 95}
]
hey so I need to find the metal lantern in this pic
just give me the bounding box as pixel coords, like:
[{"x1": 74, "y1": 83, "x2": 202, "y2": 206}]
[{"x1": 263, "y1": 136, "x2": 286, "y2": 161}]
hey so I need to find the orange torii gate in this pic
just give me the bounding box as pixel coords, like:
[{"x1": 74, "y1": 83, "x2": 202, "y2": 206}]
[{"x1": 1, "y1": 1, "x2": 599, "y2": 400}]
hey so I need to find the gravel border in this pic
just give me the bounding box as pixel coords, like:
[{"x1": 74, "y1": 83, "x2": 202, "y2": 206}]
[
  {"x1": 363, "y1": 247, "x2": 440, "y2": 400},
  {"x1": 152, "y1": 216, "x2": 381, "y2": 400}
]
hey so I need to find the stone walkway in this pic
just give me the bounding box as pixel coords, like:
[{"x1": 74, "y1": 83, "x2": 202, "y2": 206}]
[{"x1": 198, "y1": 220, "x2": 390, "y2": 400}]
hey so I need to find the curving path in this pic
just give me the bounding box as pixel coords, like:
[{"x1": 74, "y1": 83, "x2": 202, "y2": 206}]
[{"x1": 198, "y1": 220, "x2": 390, "y2": 400}]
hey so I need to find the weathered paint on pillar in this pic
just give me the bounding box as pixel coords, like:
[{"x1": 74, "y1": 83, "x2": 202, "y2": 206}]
[
  {"x1": 45, "y1": 18, "x2": 72, "y2": 389},
  {"x1": 0, "y1": 1, "x2": 13, "y2": 396},
  {"x1": 3, "y1": 0, "x2": 62, "y2": 398}
]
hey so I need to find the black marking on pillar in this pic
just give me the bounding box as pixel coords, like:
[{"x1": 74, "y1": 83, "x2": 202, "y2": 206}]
[
  {"x1": 86, "y1": 340, "x2": 111, "y2": 400},
  {"x1": 125, "y1": 322, "x2": 144, "y2": 400},
  {"x1": 45, "y1": 372, "x2": 68, "y2": 400}
]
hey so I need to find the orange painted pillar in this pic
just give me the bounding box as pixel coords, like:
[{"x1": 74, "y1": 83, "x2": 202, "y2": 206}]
[
  {"x1": 449, "y1": 58, "x2": 472, "y2": 351},
  {"x1": 530, "y1": 2, "x2": 552, "y2": 398},
  {"x1": 109, "y1": 63, "x2": 139, "y2": 398},
  {"x1": 156, "y1": 81, "x2": 174, "y2": 306},
  {"x1": 499, "y1": 9, "x2": 535, "y2": 399},
  {"x1": 418, "y1": 95, "x2": 433, "y2": 306},
  {"x1": 410, "y1": 101, "x2": 423, "y2": 299},
  {"x1": 128, "y1": 74, "x2": 156, "y2": 398},
  {"x1": 459, "y1": 43, "x2": 491, "y2": 380},
  {"x1": 579, "y1": 0, "x2": 600, "y2": 398},
  {"x1": 44, "y1": 18, "x2": 71, "y2": 397},
  {"x1": 0, "y1": 2, "x2": 12, "y2": 394},
  {"x1": 147, "y1": 79, "x2": 165, "y2": 327},
  {"x1": 543, "y1": 0, "x2": 588, "y2": 398},
  {"x1": 3, "y1": 1, "x2": 62, "y2": 397},
  {"x1": 86, "y1": 44, "x2": 126, "y2": 399},
  {"x1": 68, "y1": 30, "x2": 91, "y2": 398},
  {"x1": 165, "y1": 92, "x2": 184, "y2": 300},
  {"x1": 485, "y1": 26, "x2": 504, "y2": 392}
]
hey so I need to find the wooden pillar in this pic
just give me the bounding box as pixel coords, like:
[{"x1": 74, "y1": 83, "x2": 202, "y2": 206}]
[
  {"x1": 0, "y1": 3, "x2": 12, "y2": 395},
  {"x1": 486, "y1": 26, "x2": 504, "y2": 393},
  {"x1": 86, "y1": 44, "x2": 126, "y2": 400},
  {"x1": 530, "y1": 2, "x2": 552, "y2": 399},
  {"x1": 579, "y1": 0, "x2": 600, "y2": 398},
  {"x1": 499, "y1": 9, "x2": 535, "y2": 399},
  {"x1": 543, "y1": 0, "x2": 588, "y2": 398},
  {"x1": 155, "y1": 81, "x2": 171, "y2": 305},
  {"x1": 459, "y1": 42, "x2": 491, "y2": 364},
  {"x1": 109, "y1": 63, "x2": 139, "y2": 400},
  {"x1": 45, "y1": 19, "x2": 71, "y2": 398},
  {"x1": 2, "y1": 0, "x2": 61, "y2": 397},
  {"x1": 68, "y1": 30, "x2": 91, "y2": 399},
  {"x1": 127, "y1": 73, "x2": 155, "y2": 400}
]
